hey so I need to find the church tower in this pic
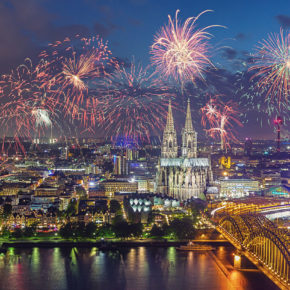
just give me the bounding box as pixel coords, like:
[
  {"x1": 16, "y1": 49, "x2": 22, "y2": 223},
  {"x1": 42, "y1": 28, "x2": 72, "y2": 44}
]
[
  {"x1": 182, "y1": 99, "x2": 197, "y2": 158},
  {"x1": 161, "y1": 100, "x2": 178, "y2": 158}
]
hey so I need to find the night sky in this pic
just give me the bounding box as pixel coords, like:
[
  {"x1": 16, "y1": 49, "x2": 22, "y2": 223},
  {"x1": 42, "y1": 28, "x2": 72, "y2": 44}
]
[{"x1": 0, "y1": 0, "x2": 289, "y2": 140}]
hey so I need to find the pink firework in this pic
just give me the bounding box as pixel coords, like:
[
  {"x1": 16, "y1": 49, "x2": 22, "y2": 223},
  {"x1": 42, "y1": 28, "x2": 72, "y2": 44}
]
[
  {"x1": 0, "y1": 59, "x2": 57, "y2": 153},
  {"x1": 96, "y1": 60, "x2": 173, "y2": 143},
  {"x1": 249, "y1": 28, "x2": 290, "y2": 104},
  {"x1": 201, "y1": 97, "x2": 219, "y2": 127},
  {"x1": 40, "y1": 35, "x2": 115, "y2": 124},
  {"x1": 201, "y1": 97, "x2": 242, "y2": 150},
  {"x1": 151, "y1": 10, "x2": 220, "y2": 85},
  {"x1": 0, "y1": 58, "x2": 51, "y2": 100}
]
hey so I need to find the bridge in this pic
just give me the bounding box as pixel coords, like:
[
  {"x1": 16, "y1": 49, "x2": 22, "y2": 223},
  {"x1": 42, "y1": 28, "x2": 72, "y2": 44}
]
[{"x1": 216, "y1": 213, "x2": 290, "y2": 289}]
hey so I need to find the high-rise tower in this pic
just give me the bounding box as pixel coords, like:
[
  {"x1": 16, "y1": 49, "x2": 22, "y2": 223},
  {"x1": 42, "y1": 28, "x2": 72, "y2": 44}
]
[
  {"x1": 182, "y1": 99, "x2": 197, "y2": 158},
  {"x1": 161, "y1": 100, "x2": 178, "y2": 158}
]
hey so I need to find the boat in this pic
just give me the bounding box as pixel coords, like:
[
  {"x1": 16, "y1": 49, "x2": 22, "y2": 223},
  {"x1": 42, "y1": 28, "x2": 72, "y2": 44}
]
[{"x1": 176, "y1": 242, "x2": 215, "y2": 251}]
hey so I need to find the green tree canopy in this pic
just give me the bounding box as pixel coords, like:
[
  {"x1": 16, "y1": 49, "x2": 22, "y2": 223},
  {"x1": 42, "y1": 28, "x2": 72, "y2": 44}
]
[
  {"x1": 109, "y1": 200, "x2": 121, "y2": 214},
  {"x1": 66, "y1": 199, "x2": 77, "y2": 217},
  {"x1": 113, "y1": 221, "x2": 131, "y2": 239},
  {"x1": 97, "y1": 224, "x2": 114, "y2": 238},
  {"x1": 130, "y1": 223, "x2": 143, "y2": 237},
  {"x1": 168, "y1": 217, "x2": 195, "y2": 240},
  {"x1": 11, "y1": 228, "x2": 23, "y2": 239},
  {"x1": 150, "y1": 224, "x2": 164, "y2": 238},
  {"x1": 3, "y1": 204, "x2": 12, "y2": 218}
]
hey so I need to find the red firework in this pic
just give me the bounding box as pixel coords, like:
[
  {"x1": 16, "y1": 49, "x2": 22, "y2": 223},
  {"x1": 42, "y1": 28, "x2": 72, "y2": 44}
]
[
  {"x1": 201, "y1": 97, "x2": 242, "y2": 150},
  {"x1": 0, "y1": 59, "x2": 57, "y2": 153},
  {"x1": 96, "y1": 60, "x2": 173, "y2": 143},
  {"x1": 39, "y1": 35, "x2": 115, "y2": 125}
]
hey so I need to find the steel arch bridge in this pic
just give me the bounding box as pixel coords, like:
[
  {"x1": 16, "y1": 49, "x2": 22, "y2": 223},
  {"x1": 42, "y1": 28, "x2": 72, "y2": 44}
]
[{"x1": 216, "y1": 213, "x2": 290, "y2": 289}]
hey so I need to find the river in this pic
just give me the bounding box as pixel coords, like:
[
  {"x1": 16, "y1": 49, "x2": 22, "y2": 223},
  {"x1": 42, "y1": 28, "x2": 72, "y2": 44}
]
[{"x1": 0, "y1": 245, "x2": 278, "y2": 290}]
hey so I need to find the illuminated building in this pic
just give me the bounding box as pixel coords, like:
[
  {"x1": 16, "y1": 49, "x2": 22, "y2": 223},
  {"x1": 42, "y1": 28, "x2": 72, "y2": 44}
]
[
  {"x1": 126, "y1": 148, "x2": 139, "y2": 160},
  {"x1": 113, "y1": 154, "x2": 128, "y2": 175},
  {"x1": 136, "y1": 178, "x2": 149, "y2": 192},
  {"x1": 261, "y1": 171, "x2": 281, "y2": 189},
  {"x1": 34, "y1": 186, "x2": 62, "y2": 196},
  {"x1": 265, "y1": 185, "x2": 290, "y2": 198},
  {"x1": 219, "y1": 156, "x2": 232, "y2": 169},
  {"x1": 101, "y1": 180, "x2": 138, "y2": 197},
  {"x1": 30, "y1": 196, "x2": 58, "y2": 211},
  {"x1": 1, "y1": 183, "x2": 32, "y2": 196},
  {"x1": 220, "y1": 177, "x2": 260, "y2": 198},
  {"x1": 156, "y1": 100, "x2": 213, "y2": 200}
]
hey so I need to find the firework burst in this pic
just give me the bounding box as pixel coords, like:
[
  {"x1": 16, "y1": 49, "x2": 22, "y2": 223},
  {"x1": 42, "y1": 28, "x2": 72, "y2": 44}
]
[
  {"x1": 40, "y1": 35, "x2": 114, "y2": 123},
  {"x1": 201, "y1": 97, "x2": 242, "y2": 150},
  {"x1": 151, "y1": 10, "x2": 220, "y2": 85},
  {"x1": 0, "y1": 59, "x2": 62, "y2": 153},
  {"x1": 249, "y1": 28, "x2": 290, "y2": 104},
  {"x1": 234, "y1": 71, "x2": 290, "y2": 128},
  {"x1": 0, "y1": 58, "x2": 50, "y2": 99},
  {"x1": 96, "y1": 60, "x2": 172, "y2": 143}
]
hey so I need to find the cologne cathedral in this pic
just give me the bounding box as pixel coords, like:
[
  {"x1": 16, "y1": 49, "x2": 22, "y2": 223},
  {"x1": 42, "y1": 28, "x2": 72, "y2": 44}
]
[{"x1": 156, "y1": 100, "x2": 213, "y2": 200}]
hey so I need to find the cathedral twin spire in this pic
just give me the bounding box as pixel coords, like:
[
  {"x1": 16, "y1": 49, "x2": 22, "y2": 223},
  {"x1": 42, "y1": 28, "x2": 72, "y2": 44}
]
[
  {"x1": 184, "y1": 99, "x2": 194, "y2": 132},
  {"x1": 182, "y1": 99, "x2": 197, "y2": 158},
  {"x1": 161, "y1": 100, "x2": 178, "y2": 158},
  {"x1": 164, "y1": 99, "x2": 175, "y2": 133},
  {"x1": 162, "y1": 99, "x2": 197, "y2": 159}
]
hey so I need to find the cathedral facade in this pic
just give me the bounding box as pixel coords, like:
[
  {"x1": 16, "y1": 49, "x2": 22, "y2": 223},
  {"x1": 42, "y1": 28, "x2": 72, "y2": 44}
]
[{"x1": 156, "y1": 100, "x2": 213, "y2": 200}]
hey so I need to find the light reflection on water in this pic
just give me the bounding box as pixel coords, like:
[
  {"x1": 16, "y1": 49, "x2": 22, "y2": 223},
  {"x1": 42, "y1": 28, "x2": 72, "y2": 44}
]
[{"x1": 0, "y1": 246, "x2": 278, "y2": 290}]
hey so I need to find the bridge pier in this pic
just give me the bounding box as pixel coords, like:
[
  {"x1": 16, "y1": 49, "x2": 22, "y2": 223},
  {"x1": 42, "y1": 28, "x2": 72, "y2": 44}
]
[
  {"x1": 233, "y1": 251, "x2": 242, "y2": 269},
  {"x1": 233, "y1": 251, "x2": 248, "y2": 269}
]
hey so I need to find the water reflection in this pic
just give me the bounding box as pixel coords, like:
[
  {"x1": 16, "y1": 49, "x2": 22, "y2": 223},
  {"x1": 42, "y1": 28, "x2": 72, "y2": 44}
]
[{"x1": 0, "y1": 246, "x2": 279, "y2": 290}]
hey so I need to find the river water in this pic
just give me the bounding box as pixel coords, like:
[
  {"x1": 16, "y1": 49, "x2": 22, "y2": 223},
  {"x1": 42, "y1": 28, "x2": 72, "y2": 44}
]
[{"x1": 0, "y1": 245, "x2": 278, "y2": 290}]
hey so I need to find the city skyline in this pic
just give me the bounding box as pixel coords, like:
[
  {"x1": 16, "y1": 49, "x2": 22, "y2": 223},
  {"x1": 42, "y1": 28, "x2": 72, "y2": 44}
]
[{"x1": 0, "y1": 2, "x2": 289, "y2": 289}]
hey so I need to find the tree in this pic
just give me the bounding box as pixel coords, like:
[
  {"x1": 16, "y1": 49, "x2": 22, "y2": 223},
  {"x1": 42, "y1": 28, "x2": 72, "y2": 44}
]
[
  {"x1": 23, "y1": 227, "x2": 36, "y2": 237},
  {"x1": 112, "y1": 214, "x2": 124, "y2": 225},
  {"x1": 75, "y1": 186, "x2": 87, "y2": 199},
  {"x1": 74, "y1": 222, "x2": 86, "y2": 237},
  {"x1": 168, "y1": 217, "x2": 195, "y2": 240},
  {"x1": 59, "y1": 223, "x2": 74, "y2": 239},
  {"x1": 130, "y1": 223, "x2": 143, "y2": 238},
  {"x1": 66, "y1": 199, "x2": 77, "y2": 217},
  {"x1": 150, "y1": 224, "x2": 164, "y2": 238},
  {"x1": 3, "y1": 204, "x2": 12, "y2": 218},
  {"x1": 109, "y1": 200, "x2": 121, "y2": 214},
  {"x1": 1, "y1": 226, "x2": 10, "y2": 238},
  {"x1": 187, "y1": 199, "x2": 206, "y2": 224},
  {"x1": 12, "y1": 228, "x2": 23, "y2": 239},
  {"x1": 102, "y1": 160, "x2": 113, "y2": 173},
  {"x1": 97, "y1": 224, "x2": 114, "y2": 238},
  {"x1": 114, "y1": 221, "x2": 131, "y2": 239},
  {"x1": 85, "y1": 222, "x2": 97, "y2": 238}
]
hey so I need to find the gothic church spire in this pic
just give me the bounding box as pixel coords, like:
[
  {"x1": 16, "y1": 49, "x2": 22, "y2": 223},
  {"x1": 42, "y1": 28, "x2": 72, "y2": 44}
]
[
  {"x1": 184, "y1": 99, "x2": 194, "y2": 132},
  {"x1": 182, "y1": 99, "x2": 197, "y2": 158},
  {"x1": 161, "y1": 99, "x2": 178, "y2": 158},
  {"x1": 165, "y1": 99, "x2": 175, "y2": 132}
]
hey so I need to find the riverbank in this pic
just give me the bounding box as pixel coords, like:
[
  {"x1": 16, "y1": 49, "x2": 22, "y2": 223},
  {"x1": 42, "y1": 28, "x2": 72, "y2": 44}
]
[
  {"x1": 1, "y1": 239, "x2": 189, "y2": 248},
  {"x1": 1, "y1": 239, "x2": 231, "y2": 249}
]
